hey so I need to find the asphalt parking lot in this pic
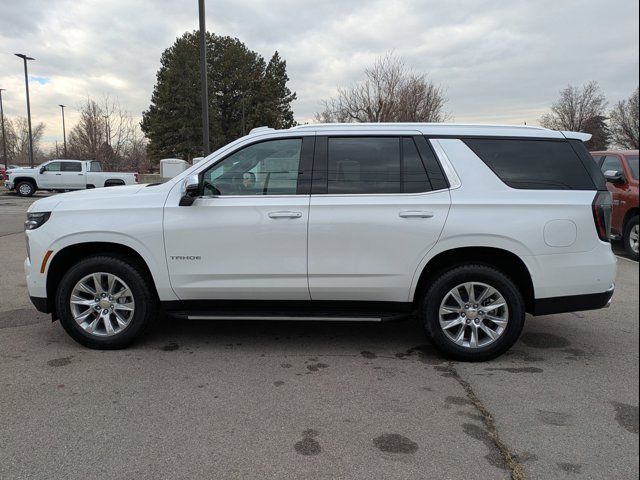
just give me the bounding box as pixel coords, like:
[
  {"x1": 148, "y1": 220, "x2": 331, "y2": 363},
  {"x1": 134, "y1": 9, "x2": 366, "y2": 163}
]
[{"x1": 0, "y1": 191, "x2": 638, "y2": 480}]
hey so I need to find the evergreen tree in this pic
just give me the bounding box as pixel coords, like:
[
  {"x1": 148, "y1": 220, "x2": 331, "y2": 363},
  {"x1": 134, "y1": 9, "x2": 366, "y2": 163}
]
[{"x1": 141, "y1": 32, "x2": 297, "y2": 162}]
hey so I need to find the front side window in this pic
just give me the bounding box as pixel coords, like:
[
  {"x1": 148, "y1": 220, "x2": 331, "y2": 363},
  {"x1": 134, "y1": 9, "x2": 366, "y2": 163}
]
[
  {"x1": 45, "y1": 162, "x2": 61, "y2": 172},
  {"x1": 62, "y1": 162, "x2": 82, "y2": 172},
  {"x1": 625, "y1": 155, "x2": 639, "y2": 180},
  {"x1": 202, "y1": 138, "x2": 302, "y2": 196},
  {"x1": 600, "y1": 155, "x2": 623, "y2": 174}
]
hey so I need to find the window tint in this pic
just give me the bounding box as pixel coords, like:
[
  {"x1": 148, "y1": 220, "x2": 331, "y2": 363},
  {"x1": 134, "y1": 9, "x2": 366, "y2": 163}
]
[
  {"x1": 62, "y1": 162, "x2": 82, "y2": 172},
  {"x1": 89, "y1": 161, "x2": 103, "y2": 172},
  {"x1": 600, "y1": 155, "x2": 623, "y2": 174},
  {"x1": 626, "y1": 155, "x2": 638, "y2": 180},
  {"x1": 327, "y1": 137, "x2": 400, "y2": 194},
  {"x1": 46, "y1": 162, "x2": 61, "y2": 172},
  {"x1": 463, "y1": 139, "x2": 595, "y2": 190},
  {"x1": 403, "y1": 138, "x2": 431, "y2": 193},
  {"x1": 202, "y1": 138, "x2": 302, "y2": 196}
]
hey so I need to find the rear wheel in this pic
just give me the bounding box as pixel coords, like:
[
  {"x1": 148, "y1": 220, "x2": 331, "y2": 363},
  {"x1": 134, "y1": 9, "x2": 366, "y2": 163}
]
[
  {"x1": 420, "y1": 264, "x2": 525, "y2": 361},
  {"x1": 16, "y1": 181, "x2": 36, "y2": 197},
  {"x1": 56, "y1": 255, "x2": 157, "y2": 349},
  {"x1": 623, "y1": 215, "x2": 639, "y2": 261}
]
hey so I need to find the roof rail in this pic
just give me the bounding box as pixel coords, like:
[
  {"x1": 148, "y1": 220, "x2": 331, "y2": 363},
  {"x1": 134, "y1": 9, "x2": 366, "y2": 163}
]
[{"x1": 249, "y1": 126, "x2": 274, "y2": 134}]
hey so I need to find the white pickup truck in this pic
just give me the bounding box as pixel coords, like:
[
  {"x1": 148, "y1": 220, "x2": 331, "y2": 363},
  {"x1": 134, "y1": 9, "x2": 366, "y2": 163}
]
[{"x1": 5, "y1": 160, "x2": 139, "y2": 197}]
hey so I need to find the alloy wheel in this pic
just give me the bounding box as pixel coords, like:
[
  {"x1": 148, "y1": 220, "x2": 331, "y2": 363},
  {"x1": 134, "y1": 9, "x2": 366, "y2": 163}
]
[
  {"x1": 69, "y1": 272, "x2": 135, "y2": 337},
  {"x1": 439, "y1": 282, "x2": 509, "y2": 349}
]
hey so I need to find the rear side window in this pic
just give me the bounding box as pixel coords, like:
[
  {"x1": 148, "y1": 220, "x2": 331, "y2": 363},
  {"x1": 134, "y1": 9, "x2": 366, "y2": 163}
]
[
  {"x1": 326, "y1": 137, "x2": 436, "y2": 194},
  {"x1": 463, "y1": 139, "x2": 596, "y2": 190},
  {"x1": 61, "y1": 162, "x2": 82, "y2": 172},
  {"x1": 328, "y1": 137, "x2": 400, "y2": 194}
]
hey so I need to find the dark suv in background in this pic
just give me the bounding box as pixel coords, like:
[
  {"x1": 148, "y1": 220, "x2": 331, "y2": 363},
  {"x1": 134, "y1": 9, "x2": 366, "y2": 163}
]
[{"x1": 592, "y1": 150, "x2": 639, "y2": 260}]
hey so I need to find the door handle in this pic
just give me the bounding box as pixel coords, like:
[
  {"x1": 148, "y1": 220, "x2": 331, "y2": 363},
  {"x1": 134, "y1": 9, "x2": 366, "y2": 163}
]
[
  {"x1": 55, "y1": 173, "x2": 62, "y2": 176},
  {"x1": 399, "y1": 211, "x2": 434, "y2": 218},
  {"x1": 268, "y1": 211, "x2": 303, "y2": 219}
]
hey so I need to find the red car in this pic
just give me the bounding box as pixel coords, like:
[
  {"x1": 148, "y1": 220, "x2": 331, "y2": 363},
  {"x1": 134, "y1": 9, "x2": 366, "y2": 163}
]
[{"x1": 591, "y1": 150, "x2": 639, "y2": 260}]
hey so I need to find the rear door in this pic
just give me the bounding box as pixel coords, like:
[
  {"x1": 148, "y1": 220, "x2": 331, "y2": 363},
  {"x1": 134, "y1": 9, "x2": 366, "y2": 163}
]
[
  {"x1": 307, "y1": 134, "x2": 451, "y2": 302},
  {"x1": 60, "y1": 161, "x2": 86, "y2": 189}
]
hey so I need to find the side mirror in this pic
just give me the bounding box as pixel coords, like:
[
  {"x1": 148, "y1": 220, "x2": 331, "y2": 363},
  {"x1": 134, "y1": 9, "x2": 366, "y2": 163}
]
[
  {"x1": 39, "y1": 166, "x2": 46, "y2": 174},
  {"x1": 179, "y1": 174, "x2": 200, "y2": 206},
  {"x1": 604, "y1": 170, "x2": 625, "y2": 185}
]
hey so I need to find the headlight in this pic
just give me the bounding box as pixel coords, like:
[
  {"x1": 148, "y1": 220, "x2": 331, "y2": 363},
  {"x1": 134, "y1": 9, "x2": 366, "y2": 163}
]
[
  {"x1": 6, "y1": 170, "x2": 13, "y2": 175},
  {"x1": 25, "y1": 212, "x2": 51, "y2": 230}
]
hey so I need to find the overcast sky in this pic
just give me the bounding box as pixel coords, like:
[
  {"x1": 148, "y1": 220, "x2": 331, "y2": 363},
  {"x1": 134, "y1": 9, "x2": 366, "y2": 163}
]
[{"x1": 0, "y1": 0, "x2": 638, "y2": 149}]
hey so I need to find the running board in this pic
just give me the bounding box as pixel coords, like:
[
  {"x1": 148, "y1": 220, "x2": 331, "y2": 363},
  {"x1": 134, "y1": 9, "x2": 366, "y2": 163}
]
[
  {"x1": 185, "y1": 314, "x2": 385, "y2": 322},
  {"x1": 161, "y1": 300, "x2": 414, "y2": 323}
]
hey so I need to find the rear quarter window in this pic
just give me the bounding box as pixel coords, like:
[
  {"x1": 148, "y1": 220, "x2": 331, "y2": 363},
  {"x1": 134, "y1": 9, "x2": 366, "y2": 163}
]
[{"x1": 463, "y1": 139, "x2": 596, "y2": 190}]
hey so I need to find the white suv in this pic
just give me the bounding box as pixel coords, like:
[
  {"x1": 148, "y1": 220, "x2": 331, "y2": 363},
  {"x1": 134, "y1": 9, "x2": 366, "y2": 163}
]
[{"x1": 24, "y1": 123, "x2": 617, "y2": 361}]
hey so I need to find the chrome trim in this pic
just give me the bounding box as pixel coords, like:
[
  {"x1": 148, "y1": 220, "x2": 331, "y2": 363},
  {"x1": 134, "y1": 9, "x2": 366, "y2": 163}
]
[
  {"x1": 187, "y1": 315, "x2": 382, "y2": 322},
  {"x1": 429, "y1": 139, "x2": 462, "y2": 189}
]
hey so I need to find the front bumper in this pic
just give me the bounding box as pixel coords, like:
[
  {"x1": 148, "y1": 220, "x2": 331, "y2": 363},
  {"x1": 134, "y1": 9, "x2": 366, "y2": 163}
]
[
  {"x1": 5, "y1": 180, "x2": 14, "y2": 189},
  {"x1": 532, "y1": 283, "x2": 615, "y2": 316}
]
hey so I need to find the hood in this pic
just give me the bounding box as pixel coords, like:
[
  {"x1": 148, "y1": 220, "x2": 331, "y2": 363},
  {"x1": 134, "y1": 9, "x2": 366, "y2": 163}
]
[
  {"x1": 7, "y1": 167, "x2": 37, "y2": 174},
  {"x1": 28, "y1": 184, "x2": 147, "y2": 214}
]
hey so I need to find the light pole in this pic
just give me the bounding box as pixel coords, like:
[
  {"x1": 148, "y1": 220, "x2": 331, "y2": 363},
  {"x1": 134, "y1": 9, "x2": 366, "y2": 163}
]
[
  {"x1": 102, "y1": 115, "x2": 109, "y2": 146},
  {"x1": 198, "y1": 0, "x2": 210, "y2": 156},
  {"x1": 14, "y1": 54, "x2": 35, "y2": 168},
  {"x1": 0, "y1": 89, "x2": 7, "y2": 170},
  {"x1": 59, "y1": 104, "x2": 67, "y2": 157}
]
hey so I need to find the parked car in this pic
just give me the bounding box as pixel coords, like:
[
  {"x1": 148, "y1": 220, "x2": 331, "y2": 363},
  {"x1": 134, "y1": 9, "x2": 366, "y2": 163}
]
[
  {"x1": 5, "y1": 160, "x2": 139, "y2": 197},
  {"x1": 1, "y1": 164, "x2": 20, "y2": 181},
  {"x1": 23, "y1": 123, "x2": 616, "y2": 361},
  {"x1": 591, "y1": 150, "x2": 639, "y2": 260}
]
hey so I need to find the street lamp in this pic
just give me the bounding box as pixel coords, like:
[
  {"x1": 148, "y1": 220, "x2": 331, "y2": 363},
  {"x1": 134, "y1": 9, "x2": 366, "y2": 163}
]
[
  {"x1": 14, "y1": 53, "x2": 35, "y2": 168},
  {"x1": 0, "y1": 89, "x2": 7, "y2": 170},
  {"x1": 198, "y1": 0, "x2": 210, "y2": 156},
  {"x1": 59, "y1": 104, "x2": 67, "y2": 158}
]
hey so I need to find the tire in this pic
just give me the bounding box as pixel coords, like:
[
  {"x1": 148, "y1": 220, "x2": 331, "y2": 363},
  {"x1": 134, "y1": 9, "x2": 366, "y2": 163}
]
[
  {"x1": 55, "y1": 255, "x2": 157, "y2": 349},
  {"x1": 420, "y1": 264, "x2": 525, "y2": 362},
  {"x1": 16, "y1": 181, "x2": 36, "y2": 197},
  {"x1": 623, "y1": 215, "x2": 639, "y2": 261}
]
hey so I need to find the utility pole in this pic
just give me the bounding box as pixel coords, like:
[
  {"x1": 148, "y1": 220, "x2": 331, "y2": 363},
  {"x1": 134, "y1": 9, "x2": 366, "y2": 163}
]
[
  {"x1": 0, "y1": 89, "x2": 8, "y2": 170},
  {"x1": 59, "y1": 104, "x2": 67, "y2": 157},
  {"x1": 198, "y1": 0, "x2": 210, "y2": 155},
  {"x1": 14, "y1": 54, "x2": 35, "y2": 167},
  {"x1": 103, "y1": 115, "x2": 109, "y2": 146}
]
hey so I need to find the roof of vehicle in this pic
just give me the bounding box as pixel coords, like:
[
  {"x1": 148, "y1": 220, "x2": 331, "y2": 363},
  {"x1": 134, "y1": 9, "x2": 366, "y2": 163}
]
[{"x1": 278, "y1": 123, "x2": 589, "y2": 141}]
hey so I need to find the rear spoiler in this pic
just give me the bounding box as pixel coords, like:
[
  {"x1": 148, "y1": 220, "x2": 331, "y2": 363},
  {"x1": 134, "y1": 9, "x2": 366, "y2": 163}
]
[{"x1": 562, "y1": 131, "x2": 592, "y2": 142}]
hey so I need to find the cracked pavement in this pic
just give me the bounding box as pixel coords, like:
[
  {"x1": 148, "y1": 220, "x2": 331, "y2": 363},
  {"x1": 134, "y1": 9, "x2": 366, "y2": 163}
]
[{"x1": 1, "y1": 192, "x2": 638, "y2": 479}]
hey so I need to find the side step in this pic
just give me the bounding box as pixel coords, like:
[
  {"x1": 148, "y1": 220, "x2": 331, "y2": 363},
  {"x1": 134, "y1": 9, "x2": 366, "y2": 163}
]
[{"x1": 162, "y1": 301, "x2": 414, "y2": 323}]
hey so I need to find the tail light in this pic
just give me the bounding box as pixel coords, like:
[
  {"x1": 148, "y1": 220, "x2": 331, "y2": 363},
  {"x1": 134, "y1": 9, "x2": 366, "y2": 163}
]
[
  {"x1": 134, "y1": 173, "x2": 139, "y2": 183},
  {"x1": 592, "y1": 191, "x2": 612, "y2": 242}
]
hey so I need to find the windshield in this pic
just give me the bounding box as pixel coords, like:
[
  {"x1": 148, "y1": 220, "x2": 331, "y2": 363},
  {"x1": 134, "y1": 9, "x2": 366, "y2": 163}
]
[{"x1": 626, "y1": 155, "x2": 638, "y2": 180}]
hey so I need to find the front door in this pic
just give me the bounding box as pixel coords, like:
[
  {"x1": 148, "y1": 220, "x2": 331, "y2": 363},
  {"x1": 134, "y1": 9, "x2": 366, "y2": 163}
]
[
  {"x1": 164, "y1": 136, "x2": 314, "y2": 300},
  {"x1": 308, "y1": 135, "x2": 451, "y2": 302},
  {"x1": 38, "y1": 161, "x2": 62, "y2": 188}
]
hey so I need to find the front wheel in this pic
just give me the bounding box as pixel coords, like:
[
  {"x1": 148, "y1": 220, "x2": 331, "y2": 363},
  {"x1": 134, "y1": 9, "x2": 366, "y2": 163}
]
[
  {"x1": 420, "y1": 264, "x2": 526, "y2": 362},
  {"x1": 623, "y1": 216, "x2": 639, "y2": 261},
  {"x1": 56, "y1": 255, "x2": 157, "y2": 349},
  {"x1": 16, "y1": 181, "x2": 36, "y2": 197}
]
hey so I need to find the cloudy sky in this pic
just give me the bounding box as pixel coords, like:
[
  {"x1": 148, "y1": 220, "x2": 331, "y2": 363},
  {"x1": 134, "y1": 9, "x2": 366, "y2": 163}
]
[{"x1": 0, "y1": 0, "x2": 638, "y2": 149}]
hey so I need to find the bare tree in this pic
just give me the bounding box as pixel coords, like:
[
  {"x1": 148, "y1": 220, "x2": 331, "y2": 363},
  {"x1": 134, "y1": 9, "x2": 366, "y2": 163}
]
[
  {"x1": 540, "y1": 81, "x2": 609, "y2": 149},
  {"x1": 6, "y1": 117, "x2": 46, "y2": 165},
  {"x1": 609, "y1": 87, "x2": 639, "y2": 149},
  {"x1": 67, "y1": 96, "x2": 149, "y2": 171},
  {"x1": 316, "y1": 53, "x2": 449, "y2": 123},
  {"x1": 540, "y1": 81, "x2": 608, "y2": 131}
]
